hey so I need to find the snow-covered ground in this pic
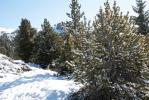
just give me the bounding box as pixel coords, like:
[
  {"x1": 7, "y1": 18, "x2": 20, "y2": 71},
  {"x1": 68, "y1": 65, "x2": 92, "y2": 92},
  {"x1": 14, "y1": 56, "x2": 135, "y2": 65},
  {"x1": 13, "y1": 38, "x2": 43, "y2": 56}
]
[
  {"x1": 0, "y1": 54, "x2": 81, "y2": 100},
  {"x1": 0, "y1": 54, "x2": 25, "y2": 80}
]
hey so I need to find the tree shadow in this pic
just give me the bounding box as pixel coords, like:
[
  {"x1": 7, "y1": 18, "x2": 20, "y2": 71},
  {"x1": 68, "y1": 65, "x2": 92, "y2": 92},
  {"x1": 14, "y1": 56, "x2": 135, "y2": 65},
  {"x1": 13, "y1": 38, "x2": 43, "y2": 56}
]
[
  {"x1": 46, "y1": 90, "x2": 68, "y2": 100},
  {"x1": 0, "y1": 73, "x2": 58, "y2": 91}
]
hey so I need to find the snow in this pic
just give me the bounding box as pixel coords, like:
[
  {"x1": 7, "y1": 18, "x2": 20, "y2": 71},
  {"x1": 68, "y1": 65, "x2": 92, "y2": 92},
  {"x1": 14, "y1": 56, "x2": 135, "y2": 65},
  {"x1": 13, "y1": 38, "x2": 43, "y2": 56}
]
[
  {"x1": 14, "y1": 60, "x2": 41, "y2": 70},
  {"x1": 0, "y1": 27, "x2": 15, "y2": 33},
  {"x1": 0, "y1": 54, "x2": 24, "y2": 79},
  {"x1": 53, "y1": 28, "x2": 64, "y2": 34},
  {"x1": 0, "y1": 53, "x2": 81, "y2": 100},
  {"x1": 0, "y1": 27, "x2": 16, "y2": 40}
]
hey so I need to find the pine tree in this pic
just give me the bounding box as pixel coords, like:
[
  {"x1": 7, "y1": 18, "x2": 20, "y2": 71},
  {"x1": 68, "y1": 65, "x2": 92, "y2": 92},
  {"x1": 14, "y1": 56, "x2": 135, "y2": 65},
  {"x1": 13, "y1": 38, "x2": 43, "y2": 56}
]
[
  {"x1": 71, "y1": 1, "x2": 149, "y2": 99},
  {"x1": 57, "y1": 0, "x2": 85, "y2": 74},
  {"x1": 31, "y1": 19, "x2": 64, "y2": 68},
  {"x1": 133, "y1": 0, "x2": 149, "y2": 35},
  {"x1": 15, "y1": 18, "x2": 36, "y2": 62},
  {"x1": 61, "y1": 32, "x2": 74, "y2": 74},
  {"x1": 0, "y1": 33, "x2": 10, "y2": 56},
  {"x1": 66, "y1": 0, "x2": 84, "y2": 48}
]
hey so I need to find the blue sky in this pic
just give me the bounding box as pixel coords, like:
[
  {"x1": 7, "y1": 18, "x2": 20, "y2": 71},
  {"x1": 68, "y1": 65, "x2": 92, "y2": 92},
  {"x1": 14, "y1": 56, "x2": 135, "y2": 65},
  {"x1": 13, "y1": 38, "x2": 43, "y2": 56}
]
[{"x1": 0, "y1": 0, "x2": 148, "y2": 29}]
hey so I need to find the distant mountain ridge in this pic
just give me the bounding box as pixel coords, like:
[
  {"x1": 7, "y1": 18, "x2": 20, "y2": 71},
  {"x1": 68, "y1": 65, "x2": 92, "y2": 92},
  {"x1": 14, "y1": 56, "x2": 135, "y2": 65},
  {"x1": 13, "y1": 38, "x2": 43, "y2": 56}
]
[
  {"x1": 0, "y1": 27, "x2": 15, "y2": 33},
  {"x1": 0, "y1": 27, "x2": 16, "y2": 40},
  {"x1": 0, "y1": 26, "x2": 64, "y2": 40}
]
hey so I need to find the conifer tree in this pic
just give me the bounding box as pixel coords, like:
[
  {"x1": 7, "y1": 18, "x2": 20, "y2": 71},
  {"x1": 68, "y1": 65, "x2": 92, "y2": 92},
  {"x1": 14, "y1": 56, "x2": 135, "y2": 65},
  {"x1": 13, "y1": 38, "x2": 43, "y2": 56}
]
[
  {"x1": 133, "y1": 0, "x2": 149, "y2": 35},
  {"x1": 15, "y1": 18, "x2": 36, "y2": 62},
  {"x1": 72, "y1": 1, "x2": 149, "y2": 99},
  {"x1": 58, "y1": 0, "x2": 85, "y2": 74},
  {"x1": 50, "y1": 21, "x2": 74, "y2": 74},
  {"x1": 66, "y1": 0, "x2": 84, "y2": 48},
  {"x1": 0, "y1": 33, "x2": 11, "y2": 56},
  {"x1": 31, "y1": 19, "x2": 64, "y2": 68}
]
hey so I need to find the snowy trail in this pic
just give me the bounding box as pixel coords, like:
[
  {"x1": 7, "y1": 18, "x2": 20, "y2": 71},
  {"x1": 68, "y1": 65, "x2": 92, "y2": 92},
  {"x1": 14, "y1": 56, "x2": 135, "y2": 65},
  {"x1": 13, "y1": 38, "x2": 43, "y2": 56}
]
[{"x1": 0, "y1": 68, "x2": 80, "y2": 100}]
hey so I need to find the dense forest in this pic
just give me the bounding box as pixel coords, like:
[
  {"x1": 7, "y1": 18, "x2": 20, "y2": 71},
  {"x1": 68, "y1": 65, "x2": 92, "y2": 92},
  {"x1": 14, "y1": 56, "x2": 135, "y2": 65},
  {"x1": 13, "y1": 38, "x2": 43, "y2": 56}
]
[{"x1": 0, "y1": 0, "x2": 149, "y2": 99}]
